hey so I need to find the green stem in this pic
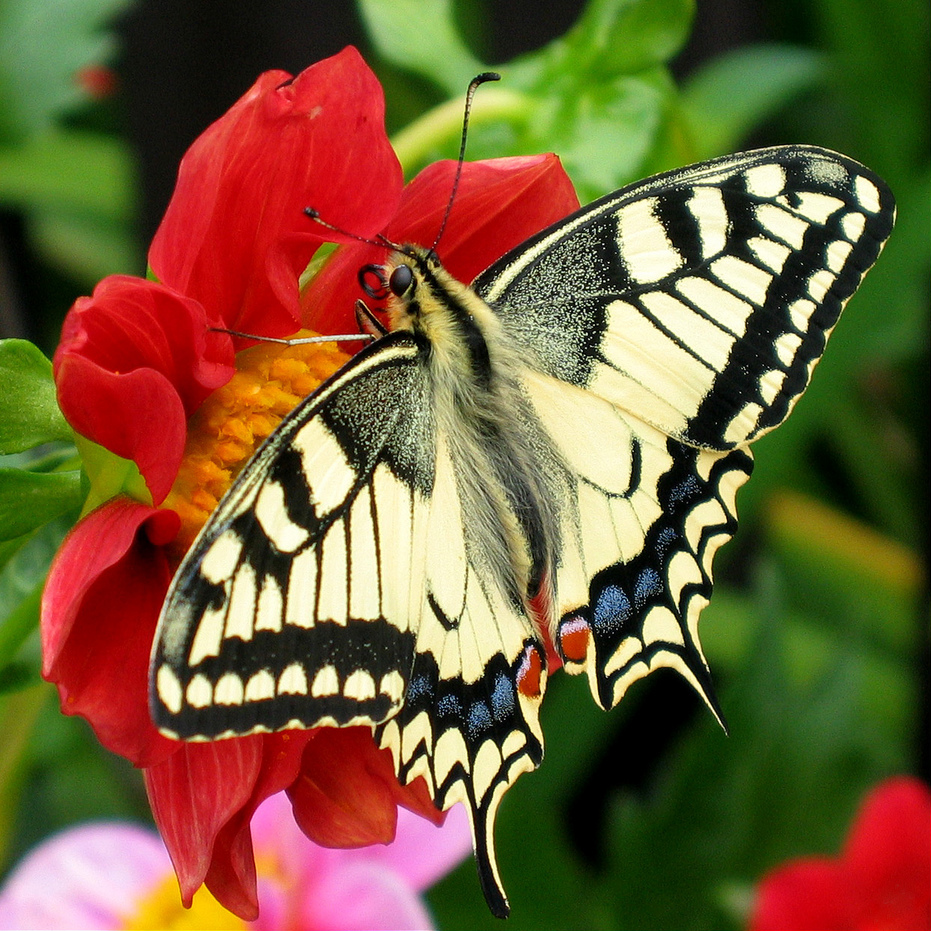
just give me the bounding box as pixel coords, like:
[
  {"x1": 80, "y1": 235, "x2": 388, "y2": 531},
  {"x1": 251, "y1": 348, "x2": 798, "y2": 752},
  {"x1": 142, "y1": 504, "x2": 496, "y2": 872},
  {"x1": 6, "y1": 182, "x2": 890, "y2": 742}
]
[{"x1": 391, "y1": 87, "x2": 532, "y2": 173}]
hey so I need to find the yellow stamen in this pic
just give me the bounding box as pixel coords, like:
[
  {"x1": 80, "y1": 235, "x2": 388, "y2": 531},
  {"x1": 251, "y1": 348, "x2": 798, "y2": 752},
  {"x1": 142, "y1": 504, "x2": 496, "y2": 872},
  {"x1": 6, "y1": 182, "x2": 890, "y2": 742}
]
[
  {"x1": 163, "y1": 330, "x2": 350, "y2": 559},
  {"x1": 122, "y1": 874, "x2": 246, "y2": 930}
]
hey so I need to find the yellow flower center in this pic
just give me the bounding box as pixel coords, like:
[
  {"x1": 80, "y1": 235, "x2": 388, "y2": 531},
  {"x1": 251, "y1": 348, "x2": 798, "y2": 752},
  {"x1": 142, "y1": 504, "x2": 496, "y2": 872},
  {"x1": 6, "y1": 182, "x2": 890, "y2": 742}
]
[
  {"x1": 122, "y1": 873, "x2": 246, "y2": 930},
  {"x1": 163, "y1": 331, "x2": 349, "y2": 559}
]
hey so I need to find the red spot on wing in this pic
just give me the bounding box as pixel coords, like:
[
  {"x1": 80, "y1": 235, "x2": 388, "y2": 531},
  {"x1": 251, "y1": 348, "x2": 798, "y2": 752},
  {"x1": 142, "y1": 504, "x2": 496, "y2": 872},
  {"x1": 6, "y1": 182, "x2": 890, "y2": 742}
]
[
  {"x1": 516, "y1": 643, "x2": 545, "y2": 698},
  {"x1": 557, "y1": 615, "x2": 591, "y2": 664}
]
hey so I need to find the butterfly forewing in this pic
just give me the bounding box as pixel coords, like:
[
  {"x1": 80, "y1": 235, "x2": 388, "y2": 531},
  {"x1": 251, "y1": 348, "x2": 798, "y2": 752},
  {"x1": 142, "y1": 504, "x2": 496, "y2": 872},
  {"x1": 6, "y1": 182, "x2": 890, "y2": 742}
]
[
  {"x1": 476, "y1": 145, "x2": 895, "y2": 450},
  {"x1": 152, "y1": 334, "x2": 435, "y2": 737},
  {"x1": 151, "y1": 143, "x2": 894, "y2": 920}
]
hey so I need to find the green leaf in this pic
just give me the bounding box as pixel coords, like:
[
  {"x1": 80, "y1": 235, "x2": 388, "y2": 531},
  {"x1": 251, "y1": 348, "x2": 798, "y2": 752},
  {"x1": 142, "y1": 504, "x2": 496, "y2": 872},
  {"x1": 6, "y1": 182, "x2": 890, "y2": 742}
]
[
  {"x1": 681, "y1": 44, "x2": 827, "y2": 159},
  {"x1": 375, "y1": 0, "x2": 695, "y2": 200},
  {"x1": 30, "y1": 206, "x2": 141, "y2": 283},
  {"x1": 0, "y1": 514, "x2": 70, "y2": 680},
  {"x1": 0, "y1": 585, "x2": 41, "y2": 694},
  {"x1": 548, "y1": 0, "x2": 694, "y2": 79},
  {"x1": 0, "y1": 469, "x2": 83, "y2": 541},
  {"x1": 0, "y1": 0, "x2": 133, "y2": 143},
  {"x1": 0, "y1": 683, "x2": 49, "y2": 870},
  {"x1": 0, "y1": 131, "x2": 140, "y2": 281},
  {"x1": 540, "y1": 70, "x2": 672, "y2": 202},
  {"x1": 0, "y1": 130, "x2": 135, "y2": 223},
  {"x1": 599, "y1": 566, "x2": 915, "y2": 930},
  {"x1": 357, "y1": 0, "x2": 484, "y2": 95},
  {"x1": 0, "y1": 340, "x2": 71, "y2": 454}
]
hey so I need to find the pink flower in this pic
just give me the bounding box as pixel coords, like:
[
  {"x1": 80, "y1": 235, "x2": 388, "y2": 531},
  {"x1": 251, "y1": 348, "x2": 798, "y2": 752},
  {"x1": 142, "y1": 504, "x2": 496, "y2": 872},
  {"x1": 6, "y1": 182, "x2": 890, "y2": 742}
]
[
  {"x1": 0, "y1": 794, "x2": 473, "y2": 931},
  {"x1": 749, "y1": 776, "x2": 931, "y2": 931}
]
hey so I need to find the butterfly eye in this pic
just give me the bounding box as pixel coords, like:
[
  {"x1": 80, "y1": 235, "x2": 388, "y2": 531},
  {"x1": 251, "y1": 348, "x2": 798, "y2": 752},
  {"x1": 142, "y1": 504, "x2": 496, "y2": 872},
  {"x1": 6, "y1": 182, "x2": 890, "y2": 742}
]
[
  {"x1": 389, "y1": 264, "x2": 414, "y2": 297},
  {"x1": 359, "y1": 264, "x2": 389, "y2": 300}
]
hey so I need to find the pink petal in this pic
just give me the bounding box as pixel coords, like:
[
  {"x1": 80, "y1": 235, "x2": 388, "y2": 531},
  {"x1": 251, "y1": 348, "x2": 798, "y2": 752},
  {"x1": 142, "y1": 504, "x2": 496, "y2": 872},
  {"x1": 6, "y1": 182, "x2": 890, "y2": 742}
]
[
  {"x1": 303, "y1": 861, "x2": 434, "y2": 931},
  {"x1": 362, "y1": 804, "x2": 473, "y2": 892},
  {"x1": 0, "y1": 823, "x2": 169, "y2": 930}
]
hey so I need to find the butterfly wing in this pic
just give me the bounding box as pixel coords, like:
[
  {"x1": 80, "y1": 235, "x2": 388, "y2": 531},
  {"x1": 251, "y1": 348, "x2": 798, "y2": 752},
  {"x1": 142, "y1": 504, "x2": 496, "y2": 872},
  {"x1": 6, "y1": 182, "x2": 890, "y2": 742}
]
[
  {"x1": 477, "y1": 145, "x2": 895, "y2": 450},
  {"x1": 521, "y1": 369, "x2": 751, "y2": 713},
  {"x1": 151, "y1": 332, "x2": 545, "y2": 918},
  {"x1": 375, "y1": 428, "x2": 546, "y2": 916},
  {"x1": 152, "y1": 333, "x2": 435, "y2": 736},
  {"x1": 474, "y1": 145, "x2": 894, "y2": 710}
]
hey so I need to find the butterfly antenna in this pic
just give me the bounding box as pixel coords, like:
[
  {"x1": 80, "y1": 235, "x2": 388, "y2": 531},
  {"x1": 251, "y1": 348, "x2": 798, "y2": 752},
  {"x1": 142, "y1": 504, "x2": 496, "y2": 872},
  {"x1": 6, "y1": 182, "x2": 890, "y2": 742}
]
[
  {"x1": 303, "y1": 207, "x2": 399, "y2": 251},
  {"x1": 209, "y1": 325, "x2": 374, "y2": 346},
  {"x1": 431, "y1": 71, "x2": 501, "y2": 252}
]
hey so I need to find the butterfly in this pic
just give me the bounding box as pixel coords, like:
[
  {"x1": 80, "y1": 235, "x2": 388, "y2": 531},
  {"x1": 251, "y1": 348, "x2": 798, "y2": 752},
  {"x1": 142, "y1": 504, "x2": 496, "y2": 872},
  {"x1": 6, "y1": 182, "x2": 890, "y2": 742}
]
[{"x1": 150, "y1": 143, "x2": 894, "y2": 917}]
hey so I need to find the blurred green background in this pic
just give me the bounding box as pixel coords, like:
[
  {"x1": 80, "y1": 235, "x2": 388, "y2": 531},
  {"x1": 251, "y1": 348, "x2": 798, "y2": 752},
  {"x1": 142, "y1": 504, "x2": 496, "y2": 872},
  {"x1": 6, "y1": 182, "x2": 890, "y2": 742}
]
[{"x1": 0, "y1": 1, "x2": 927, "y2": 928}]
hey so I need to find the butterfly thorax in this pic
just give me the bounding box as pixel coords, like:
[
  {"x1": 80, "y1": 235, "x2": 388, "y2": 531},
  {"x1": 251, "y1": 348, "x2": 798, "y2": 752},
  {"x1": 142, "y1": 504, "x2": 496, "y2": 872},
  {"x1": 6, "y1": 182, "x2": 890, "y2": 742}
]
[{"x1": 384, "y1": 245, "x2": 564, "y2": 623}]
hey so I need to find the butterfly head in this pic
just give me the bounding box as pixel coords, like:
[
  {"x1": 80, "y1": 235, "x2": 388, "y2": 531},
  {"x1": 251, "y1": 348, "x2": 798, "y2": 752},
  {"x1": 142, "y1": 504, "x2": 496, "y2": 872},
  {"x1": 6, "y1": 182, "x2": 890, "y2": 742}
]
[{"x1": 358, "y1": 245, "x2": 472, "y2": 335}]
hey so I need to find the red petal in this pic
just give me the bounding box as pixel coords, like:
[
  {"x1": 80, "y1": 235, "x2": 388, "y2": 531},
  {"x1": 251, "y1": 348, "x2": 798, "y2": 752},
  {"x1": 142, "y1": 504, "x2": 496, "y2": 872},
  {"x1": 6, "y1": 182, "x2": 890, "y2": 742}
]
[
  {"x1": 749, "y1": 858, "x2": 855, "y2": 931},
  {"x1": 389, "y1": 154, "x2": 580, "y2": 283},
  {"x1": 41, "y1": 498, "x2": 180, "y2": 767},
  {"x1": 145, "y1": 738, "x2": 262, "y2": 908},
  {"x1": 201, "y1": 731, "x2": 314, "y2": 920},
  {"x1": 54, "y1": 276, "x2": 234, "y2": 503},
  {"x1": 288, "y1": 727, "x2": 442, "y2": 850},
  {"x1": 843, "y1": 776, "x2": 931, "y2": 930},
  {"x1": 288, "y1": 728, "x2": 398, "y2": 847},
  {"x1": 302, "y1": 153, "x2": 579, "y2": 336},
  {"x1": 150, "y1": 46, "x2": 403, "y2": 340}
]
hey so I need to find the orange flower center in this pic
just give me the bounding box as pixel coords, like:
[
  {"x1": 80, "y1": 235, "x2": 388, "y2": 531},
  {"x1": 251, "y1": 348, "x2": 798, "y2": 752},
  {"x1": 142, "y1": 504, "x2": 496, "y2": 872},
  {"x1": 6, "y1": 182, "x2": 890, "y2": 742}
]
[{"x1": 163, "y1": 331, "x2": 349, "y2": 560}]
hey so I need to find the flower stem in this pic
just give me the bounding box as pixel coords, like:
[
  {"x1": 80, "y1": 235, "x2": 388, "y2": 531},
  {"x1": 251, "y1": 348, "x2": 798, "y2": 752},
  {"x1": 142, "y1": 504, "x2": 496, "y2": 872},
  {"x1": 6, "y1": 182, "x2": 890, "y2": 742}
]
[{"x1": 391, "y1": 87, "x2": 531, "y2": 174}]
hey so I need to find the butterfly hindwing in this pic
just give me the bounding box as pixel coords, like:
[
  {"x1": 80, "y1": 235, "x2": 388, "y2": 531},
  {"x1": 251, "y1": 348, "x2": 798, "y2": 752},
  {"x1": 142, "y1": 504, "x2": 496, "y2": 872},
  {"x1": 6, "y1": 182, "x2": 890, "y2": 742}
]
[{"x1": 519, "y1": 369, "x2": 752, "y2": 714}]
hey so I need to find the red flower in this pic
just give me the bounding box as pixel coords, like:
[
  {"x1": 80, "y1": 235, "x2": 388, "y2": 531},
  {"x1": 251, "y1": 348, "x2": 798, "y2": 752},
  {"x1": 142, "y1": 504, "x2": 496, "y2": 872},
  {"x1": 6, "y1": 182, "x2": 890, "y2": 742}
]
[
  {"x1": 41, "y1": 47, "x2": 579, "y2": 920},
  {"x1": 749, "y1": 776, "x2": 931, "y2": 931}
]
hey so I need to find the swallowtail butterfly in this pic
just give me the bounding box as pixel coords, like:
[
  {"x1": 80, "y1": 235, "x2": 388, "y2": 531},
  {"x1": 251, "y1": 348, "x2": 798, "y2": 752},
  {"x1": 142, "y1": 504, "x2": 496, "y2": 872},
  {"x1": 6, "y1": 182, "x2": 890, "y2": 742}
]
[{"x1": 151, "y1": 141, "x2": 894, "y2": 917}]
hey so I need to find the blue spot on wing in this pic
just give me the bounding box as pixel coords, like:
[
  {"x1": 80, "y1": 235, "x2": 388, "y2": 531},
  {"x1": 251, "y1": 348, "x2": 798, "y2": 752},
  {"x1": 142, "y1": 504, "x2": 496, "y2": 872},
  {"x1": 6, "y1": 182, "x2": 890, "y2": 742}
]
[
  {"x1": 437, "y1": 693, "x2": 461, "y2": 718},
  {"x1": 467, "y1": 701, "x2": 493, "y2": 739},
  {"x1": 634, "y1": 567, "x2": 664, "y2": 610},
  {"x1": 491, "y1": 672, "x2": 515, "y2": 721},
  {"x1": 593, "y1": 584, "x2": 633, "y2": 634},
  {"x1": 406, "y1": 674, "x2": 432, "y2": 703}
]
